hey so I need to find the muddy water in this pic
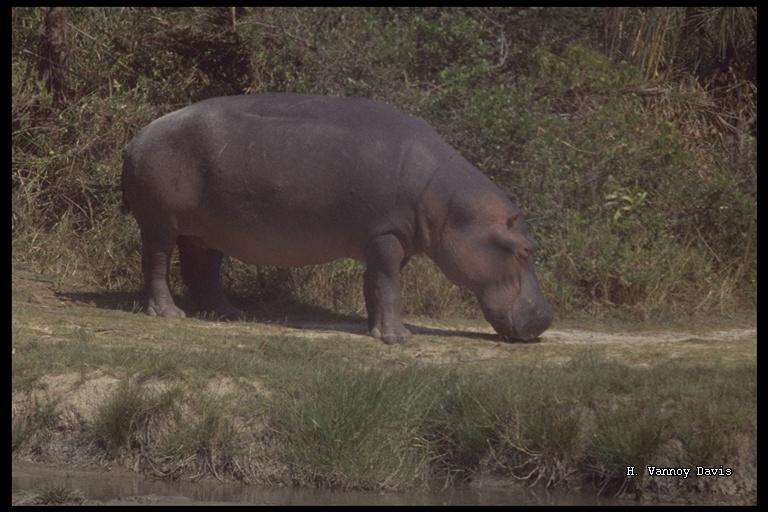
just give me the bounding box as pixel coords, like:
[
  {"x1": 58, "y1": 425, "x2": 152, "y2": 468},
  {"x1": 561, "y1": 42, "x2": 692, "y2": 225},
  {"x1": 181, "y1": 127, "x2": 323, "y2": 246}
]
[{"x1": 12, "y1": 461, "x2": 632, "y2": 506}]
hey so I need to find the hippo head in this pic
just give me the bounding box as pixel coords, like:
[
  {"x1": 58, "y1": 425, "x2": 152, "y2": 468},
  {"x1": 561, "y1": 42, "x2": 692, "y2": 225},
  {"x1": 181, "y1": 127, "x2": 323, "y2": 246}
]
[{"x1": 432, "y1": 189, "x2": 553, "y2": 341}]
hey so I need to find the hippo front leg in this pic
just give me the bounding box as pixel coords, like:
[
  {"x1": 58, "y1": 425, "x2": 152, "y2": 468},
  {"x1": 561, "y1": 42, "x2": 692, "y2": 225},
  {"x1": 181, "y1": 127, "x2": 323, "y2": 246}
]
[{"x1": 364, "y1": 234, "x2": 412, "y2": 344}]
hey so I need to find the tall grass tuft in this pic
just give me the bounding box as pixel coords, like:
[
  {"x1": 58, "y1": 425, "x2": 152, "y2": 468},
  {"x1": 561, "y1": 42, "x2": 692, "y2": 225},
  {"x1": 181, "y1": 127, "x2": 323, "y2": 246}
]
[
  {"x1": 90, "y1": 380, "x2": 182, "y2": 456},
  {"x1": 271, "y1": 361, "x2": 437, "y2": 489},
  {"x1": 268, "y1": 352, "x2": 754, "y2": 491}
]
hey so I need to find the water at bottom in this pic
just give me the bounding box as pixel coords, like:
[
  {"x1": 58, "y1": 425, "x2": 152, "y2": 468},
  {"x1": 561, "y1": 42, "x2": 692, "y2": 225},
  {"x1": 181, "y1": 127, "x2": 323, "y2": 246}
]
[{"x1": 12, "y1": 461, "x2": 635, "y2": 506}]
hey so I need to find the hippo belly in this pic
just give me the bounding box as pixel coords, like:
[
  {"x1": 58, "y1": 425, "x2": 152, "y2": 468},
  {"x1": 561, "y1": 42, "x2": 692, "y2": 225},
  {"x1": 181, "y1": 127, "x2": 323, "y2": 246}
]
[
  {"x1": 171, "y1": 140, "x2": 381, "y2": 266},
  {"x1": 188, "y1": 217, "x2": 365, "y2": 267}
]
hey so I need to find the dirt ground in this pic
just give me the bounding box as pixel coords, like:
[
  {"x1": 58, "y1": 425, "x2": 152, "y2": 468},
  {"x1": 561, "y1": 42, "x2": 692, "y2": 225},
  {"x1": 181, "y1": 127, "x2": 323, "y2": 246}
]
[{"x1": 10, "y1": 267, "x2": 756, "y2": 357}]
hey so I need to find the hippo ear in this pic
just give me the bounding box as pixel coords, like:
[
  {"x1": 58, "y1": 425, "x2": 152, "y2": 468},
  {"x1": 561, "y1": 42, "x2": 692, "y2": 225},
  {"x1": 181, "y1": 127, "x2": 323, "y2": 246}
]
[{"x1": 506, "y1": 213, "x2": 520, "y2": 228}]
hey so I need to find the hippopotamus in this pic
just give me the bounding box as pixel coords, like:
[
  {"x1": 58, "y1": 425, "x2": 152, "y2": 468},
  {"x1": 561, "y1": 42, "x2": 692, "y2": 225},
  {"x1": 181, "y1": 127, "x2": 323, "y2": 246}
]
[{"x1": 121, "y1": 93, "x2": 553, "y2": 343}]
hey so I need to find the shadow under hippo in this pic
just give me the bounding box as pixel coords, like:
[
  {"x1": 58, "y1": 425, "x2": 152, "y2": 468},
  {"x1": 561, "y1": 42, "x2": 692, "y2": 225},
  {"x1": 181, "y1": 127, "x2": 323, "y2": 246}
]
[{"x1": 55, "y1": 290, "x2": 505, "y2": 343}]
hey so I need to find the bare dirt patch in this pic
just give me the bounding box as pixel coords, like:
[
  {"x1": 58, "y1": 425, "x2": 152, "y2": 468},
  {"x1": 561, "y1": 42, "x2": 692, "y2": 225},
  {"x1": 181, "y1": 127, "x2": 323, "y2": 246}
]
[{"x1": 13, "y1": 372, "x2": 121, "y2": 429}]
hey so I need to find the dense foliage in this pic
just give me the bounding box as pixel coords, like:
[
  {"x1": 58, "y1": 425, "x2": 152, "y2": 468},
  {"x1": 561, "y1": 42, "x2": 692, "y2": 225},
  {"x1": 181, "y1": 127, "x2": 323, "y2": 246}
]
[{"x1": 12, "y1": 7, "x2": 756, "y2": 321}]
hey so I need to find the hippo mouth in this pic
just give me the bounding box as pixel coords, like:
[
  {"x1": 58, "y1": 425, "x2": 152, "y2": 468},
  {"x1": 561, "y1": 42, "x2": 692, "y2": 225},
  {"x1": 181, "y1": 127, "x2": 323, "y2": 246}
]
[
  {"x1": 486, "y1": 318, "x2": 541, "y2": 342},
  {"x1": 482, "y1": 303, "x2": 553, "y2": 343}
]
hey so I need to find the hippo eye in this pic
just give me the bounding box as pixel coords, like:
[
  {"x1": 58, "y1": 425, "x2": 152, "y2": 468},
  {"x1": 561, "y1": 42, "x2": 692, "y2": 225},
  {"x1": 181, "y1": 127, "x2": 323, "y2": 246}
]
[{"x1": 506, "y1": 213, "x2": 520, "y2": 228}]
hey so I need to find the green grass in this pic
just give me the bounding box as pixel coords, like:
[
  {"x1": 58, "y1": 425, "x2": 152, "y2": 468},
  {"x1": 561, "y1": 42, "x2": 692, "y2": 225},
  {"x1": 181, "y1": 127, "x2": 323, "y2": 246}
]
[
  {"x1": 89, "y1": 380, "x2": 183, "y2": 456},
  {"x1": 12, "y1": 400, "x2": 59, "y2": 452},
  {"x1": 160, "y1": 396, "x2": 246, "y2": 477},
  {"x1": 267, "y1": 350, "x2": 755, "y2": 491},
  {"x1": 11, "y1": 292, "x2": 756, "y2": 499},
  {"x1": 13, "y1": 485, "x2": 85, "y2": 506},
  {"x1": 271, "y1": 362, "x2": 437, "y2": 489}
]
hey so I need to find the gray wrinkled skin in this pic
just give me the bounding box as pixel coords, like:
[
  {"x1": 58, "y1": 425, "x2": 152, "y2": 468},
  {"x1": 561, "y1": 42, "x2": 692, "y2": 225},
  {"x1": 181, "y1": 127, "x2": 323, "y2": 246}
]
[{"x1": 122, "y1": 93, "x2": 553, "y2": 343}]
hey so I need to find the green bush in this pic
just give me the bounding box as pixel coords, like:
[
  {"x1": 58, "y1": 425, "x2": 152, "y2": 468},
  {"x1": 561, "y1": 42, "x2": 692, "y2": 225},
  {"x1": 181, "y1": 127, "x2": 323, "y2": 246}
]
[{"x1": 12, "y1": 7, "x2": 755, "y2": 322}]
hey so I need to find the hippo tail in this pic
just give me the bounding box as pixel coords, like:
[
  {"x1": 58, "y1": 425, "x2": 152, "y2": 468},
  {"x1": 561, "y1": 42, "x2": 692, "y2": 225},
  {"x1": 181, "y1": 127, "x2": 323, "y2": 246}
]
[
  {"x1": 120, "y1": 147, "x2": 131, "y2": 214},
  {"x1": 120, "y1": 188, "x2": 130, "y2": 214}
]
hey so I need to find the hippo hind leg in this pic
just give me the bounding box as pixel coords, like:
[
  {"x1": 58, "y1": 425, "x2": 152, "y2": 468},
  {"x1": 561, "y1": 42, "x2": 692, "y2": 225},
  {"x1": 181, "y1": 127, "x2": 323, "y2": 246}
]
[
  {"x1": 363, "y1": 233, "x2": 412, "y2": 344},
  {"x1": 178, "y1": 236, "x2": 244, "y2": 321},
  {"x1": 141, "y1": 229, "x2": 186, "y2": 318}
]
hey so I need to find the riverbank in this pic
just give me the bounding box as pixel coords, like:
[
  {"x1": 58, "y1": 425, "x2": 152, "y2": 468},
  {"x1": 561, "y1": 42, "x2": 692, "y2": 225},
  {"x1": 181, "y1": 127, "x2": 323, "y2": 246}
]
[{"x1": 12, "y1": 270, "x2": 756, "y2": 505}]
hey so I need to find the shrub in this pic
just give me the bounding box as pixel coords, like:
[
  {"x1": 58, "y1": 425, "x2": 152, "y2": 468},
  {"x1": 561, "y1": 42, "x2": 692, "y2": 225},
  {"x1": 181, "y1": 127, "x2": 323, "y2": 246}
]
[{"x1": 12, "y1": 8, "x2": 755, "y2": 322}]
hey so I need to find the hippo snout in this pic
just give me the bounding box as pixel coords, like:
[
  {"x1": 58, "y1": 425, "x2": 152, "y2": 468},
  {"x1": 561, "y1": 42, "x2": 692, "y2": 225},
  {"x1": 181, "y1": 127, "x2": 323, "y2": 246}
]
[
  {"x1": 485, "y1": 301, "x2": 553, "y2": 342},
  {"x1": 508, "y1": 302, "x2": 553, "y2": 341}
]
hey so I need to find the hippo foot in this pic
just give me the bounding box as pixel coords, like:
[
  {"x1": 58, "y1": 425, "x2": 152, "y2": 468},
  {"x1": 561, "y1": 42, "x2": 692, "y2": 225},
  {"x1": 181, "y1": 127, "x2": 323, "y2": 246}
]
[
  {"x1": 147, "y1": 301, "x2": 186, "y2": 318},
  {"x1": 370, "y1": 325, "x2": 412, "y2": 344}
]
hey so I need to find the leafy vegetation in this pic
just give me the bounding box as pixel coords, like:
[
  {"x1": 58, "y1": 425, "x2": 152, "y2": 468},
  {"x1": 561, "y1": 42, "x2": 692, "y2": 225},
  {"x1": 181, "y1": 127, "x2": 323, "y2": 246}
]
[{"x1": 12, "y1": 7, "x2": 755, "y2": 324}]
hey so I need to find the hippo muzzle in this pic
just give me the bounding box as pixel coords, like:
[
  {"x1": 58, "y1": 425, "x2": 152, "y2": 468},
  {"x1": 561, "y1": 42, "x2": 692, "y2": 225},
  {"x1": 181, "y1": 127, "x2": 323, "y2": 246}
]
[
  {"x1": 483, "y1": 299, "x2": 553, "y2": 341},
  {"x1": 478, "y1": 262, "x2": 554, "y2": 342},
  {"x1": 483, "y1": 302, "x2": 554, "y2": 341}
]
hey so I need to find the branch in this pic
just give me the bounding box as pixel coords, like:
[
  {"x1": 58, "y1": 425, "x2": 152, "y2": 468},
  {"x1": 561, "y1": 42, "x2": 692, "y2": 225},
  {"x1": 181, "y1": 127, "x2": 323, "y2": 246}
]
[{"x1": 492, "y1": 31, "x2": 509, "y2": 69}]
